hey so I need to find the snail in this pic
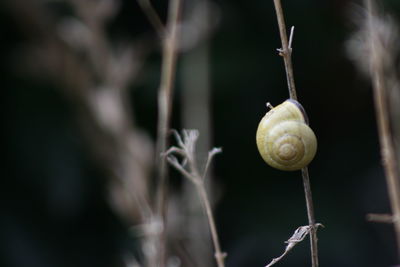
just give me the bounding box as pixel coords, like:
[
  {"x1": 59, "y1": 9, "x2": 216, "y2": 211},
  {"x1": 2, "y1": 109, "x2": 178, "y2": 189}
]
[{"x1": 256, "y1": 99, "x2": 317, "y2": 171}]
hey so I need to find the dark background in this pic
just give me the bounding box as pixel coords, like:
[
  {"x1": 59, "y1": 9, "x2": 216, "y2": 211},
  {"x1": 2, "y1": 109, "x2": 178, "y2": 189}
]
[{"x1": 2, "y1": 0, "x2": 400, "y2": 266}]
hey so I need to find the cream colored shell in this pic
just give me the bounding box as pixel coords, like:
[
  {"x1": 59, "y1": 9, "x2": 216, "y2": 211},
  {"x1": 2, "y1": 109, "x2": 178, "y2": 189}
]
[{"x1": 256, "y1": 100, "x2": 317, "y2": 171}]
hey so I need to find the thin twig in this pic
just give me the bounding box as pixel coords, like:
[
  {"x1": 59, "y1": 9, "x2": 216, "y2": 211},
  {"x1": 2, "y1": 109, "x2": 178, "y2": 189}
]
[
  {"x1": 197, "y1": 184, "x2": 226, "y2": 267},
  {"x1": 164, "y1": 130, "x2": 226, "y2": 267},
  {"x1": 273, "y1": 0, "x2": 297, "y2": 100},
  {"x1": 272, "y1": 1, "x2": 319, "y2": 266},
  {"x1": 136, "y1": 0, "x2": 165, "y2": 38},
  {"x1": 288, "y1": 26, "x2": 295, "y2": 51},
  {"x1": 302, "y1": 167, "x2": 319, "y2": 267},
  {"x1": 156, "y1": 0, "x2": 183, "y2": 212},
  {"x1": 365, "y1": 0, "x2": 400, "y2": 257},
  {"x1": 202, "y1": 148, "x2": 222, "y2": 180},
  {"x1": 367, "y1": 213, "x2": 394, "y2": 224},
  {"x1": 154, "y1": 0, "x2": 183, "y2": 266}
]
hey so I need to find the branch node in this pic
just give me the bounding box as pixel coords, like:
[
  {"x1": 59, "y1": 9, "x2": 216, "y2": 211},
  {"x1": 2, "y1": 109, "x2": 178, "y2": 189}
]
[
  {"x1": 215, "y1": 252, "x2": 228, "y2": 259},
  {"x1": 276, "y1": 48, "x2": 285, "y2": 56},
  {"x1": 367, "y1": 213, "x2": 394, "y2": 224},
  {"x1": 165, "y1": 129, "x2": 225, "y2": 267}
]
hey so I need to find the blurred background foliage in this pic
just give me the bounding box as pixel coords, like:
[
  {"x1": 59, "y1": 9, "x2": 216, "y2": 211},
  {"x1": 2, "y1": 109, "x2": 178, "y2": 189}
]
[{"x1": 3, "y1": 0, "x2": 400, "y2": 266}]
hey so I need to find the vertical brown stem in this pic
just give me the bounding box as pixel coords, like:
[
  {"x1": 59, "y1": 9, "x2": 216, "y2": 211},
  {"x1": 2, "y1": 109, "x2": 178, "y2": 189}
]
[
  {"x1": 197, "y1": 184, "x2": 226, "y2": 267},
  {"x1": 302, "y1": 167, "x2": 319, "y2": 267},
  {"x1": 366, "y1": 0, "x2": 400, "y2": 257},
  {"x1": 273, "y1": 0, "x2": 297, "y2": 100},
  {"x1": 155, "y1": 0, "x2": 183, "y2": 266},
  {"x1": 273, "y1": 1, "x2": 319, "y2": 266}
]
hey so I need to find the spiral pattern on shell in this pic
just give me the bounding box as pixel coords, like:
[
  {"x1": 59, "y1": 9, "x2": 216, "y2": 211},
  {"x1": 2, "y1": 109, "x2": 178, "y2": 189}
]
[{"x1": 256, "y1": 100, "x2": 317, "y2": 171}]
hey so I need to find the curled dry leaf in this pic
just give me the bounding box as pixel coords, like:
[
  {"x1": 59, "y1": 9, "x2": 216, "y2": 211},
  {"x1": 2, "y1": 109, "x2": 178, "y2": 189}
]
[{"x1": 265, "y1": 224, "x2": 324, "y2": 267}]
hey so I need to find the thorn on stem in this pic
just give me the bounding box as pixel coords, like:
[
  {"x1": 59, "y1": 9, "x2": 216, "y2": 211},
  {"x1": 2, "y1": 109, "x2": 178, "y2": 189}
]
[
  {"x1": 288, "y1": 26, "x2": 295, "y2": 51},
  {"x1": 276, "y1": 48, "x2": 284, "y2": 56},
  {"x1": 215, "y1": 252, "x2": 228, "y2": 259}
]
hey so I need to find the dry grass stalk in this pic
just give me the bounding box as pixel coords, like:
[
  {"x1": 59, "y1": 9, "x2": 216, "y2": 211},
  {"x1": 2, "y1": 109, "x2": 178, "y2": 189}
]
[
  {"x1": 273, "y1": 0, "x2": 296, "y2": 99},
  {"x1": 7, "y1": 0, "x2": 155, "y2": 225},
  {"x1": 144, "y1": 0, "x2": 183, "y2": 266},
  {"x1": 272, "y1": 1, "x2": 320, "y2": 266},
  {"x1": 164, "y1": 130, "x2": 226, "y2": 267},
  {"x1": 365, "y1": 0, "x2": 400, "y2": 257},
  {"x1": 367, "y1": 213, "x2": 394, "y2": 224},
  {"x1": 155, "y1": 0, "x2": 183, "y2": 215},
  {"x1": 347, "y1": 0, "x2": 400, "y2": 258},
  {"x1": 67, "y1": 0, "x2": 155, "y2": 228},
  {"x1": 56, "y1": 2, "x2": 160, "y2": 266},
  {"x1": 7, "y1": 0, "x2": 158, "y2": 265},
  {"x1": 136, "y1": 0, "x2": 165, "y2": 38}
]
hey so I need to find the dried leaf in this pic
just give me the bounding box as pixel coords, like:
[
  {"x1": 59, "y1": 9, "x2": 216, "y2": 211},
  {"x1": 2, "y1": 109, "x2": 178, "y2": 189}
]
[{"x1": 265, "y1": 224, "x2": 323, "y2": 267}]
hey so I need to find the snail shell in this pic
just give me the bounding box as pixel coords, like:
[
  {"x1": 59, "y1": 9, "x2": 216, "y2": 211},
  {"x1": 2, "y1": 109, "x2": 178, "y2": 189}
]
[{"x1": 256, "y1": 99, "x2": 317, "y2": 171}]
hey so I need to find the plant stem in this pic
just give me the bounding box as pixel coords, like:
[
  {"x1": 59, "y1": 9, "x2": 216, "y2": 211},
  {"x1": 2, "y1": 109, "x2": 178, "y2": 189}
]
[
  {"x1": 197, "y1": 183, "x2": 226, "y2": 267},
  {"x1": 302, "y1": 167, "x2": 319, "y2": 267},
  {"x1": 155, "y1": 0, "x2": 183, "y2": 266},
  {"x1": 273, "y1": 0, "x2": 297, "y2": 100},
  {"x1": 165, "y1": 131, "x2": 225, "y2": 267},
  {"x1": 366, "y1": 0, "x2": 400, "y2": 257},
  {"x1": 136, "y1": 0, "x2": 165, "y2": 38},
  {"x1": 273, "y1": 1, "x2": 319, "y2": 266}
]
